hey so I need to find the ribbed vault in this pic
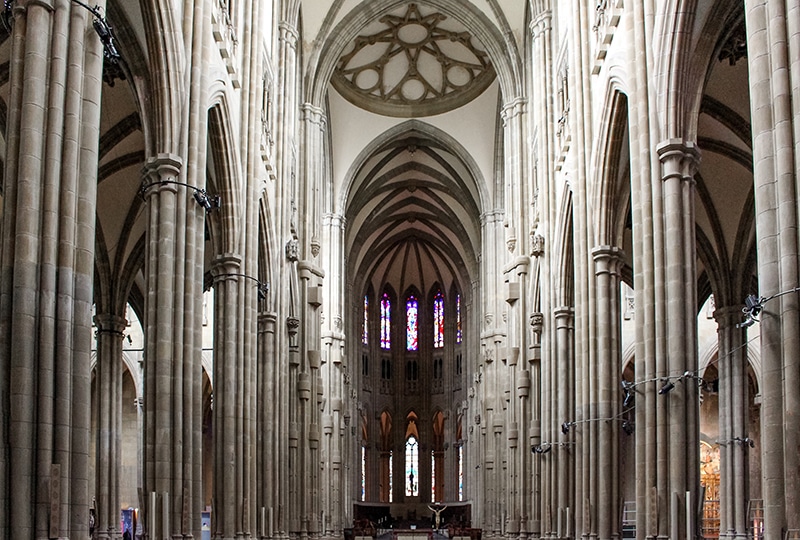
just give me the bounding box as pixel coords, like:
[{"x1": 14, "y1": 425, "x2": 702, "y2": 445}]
[{"x1": 346, "y1": 133, "x2": 481, "y2": 297}]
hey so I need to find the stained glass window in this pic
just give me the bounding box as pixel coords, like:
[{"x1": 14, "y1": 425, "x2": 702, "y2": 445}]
[
  {"x1": 389, "y1": 450, "x2": 393, "y2": 503},
  {"x1": 361, "y1": 445, "x2": 366, "y2": 501},
  {"x1": 433, "y1": 290, "x2": 444, "y2": 348},
  {"x1": 431, "y1": 450, "x2": 436, "y2": 501},
  {"x1": 406, "y1": 296, "x2": 418, "y2": 351},
  {"x1": 363, "y1": 295, "x2": 369, "y2": 345},
  {"x1": 381, "y1": 293, "x2": 391, "y2": 350},
  {"x1": 405, "y1": 436, "x2": 418, "y2": 496},
  {"x1": 456, "y1": 294, "x2": 463, "y2": 344},
  {"x1": 458, "y1": 445, "x2": 463, "y2": 501}
]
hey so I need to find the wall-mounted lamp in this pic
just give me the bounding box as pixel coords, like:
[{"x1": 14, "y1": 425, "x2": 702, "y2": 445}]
[
  {"x1": 621, "y1": 420, "x2": 635, "y2": 435},
  {"x1": 70, "y1": 0, "x2": 121, "y2": 62},
  {"x1": 717, "y1": 436, "x2": 755, "y2": 448},
  {"x1": 531, "y1": 441, "x2": 575, "y2": 454},
  {"x1": 3, "y1": 1, "x2": 122, "y2": 61},
  {"x1": 141, "y1": 181, "x2": 221, "y2": 213},
  {"x1": 215, "y1": 273, "x2": 269, "y2": 300},
  {"x1": 621, "y1": 380, "x2": 636, "y2": 407},
  {"x1": 657, "y1": 370, "x2": 711, "y2": 395},
  {"x1": 737, "y1": 286, "x2": 800, "y2": 328},
  {"x1": 561, "y1": 408, "x2": 636, "y2": 434}
]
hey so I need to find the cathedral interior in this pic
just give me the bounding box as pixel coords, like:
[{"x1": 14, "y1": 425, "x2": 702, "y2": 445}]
[{"x1": 1, "y1": 0, "x2": 799, "y2": 539}]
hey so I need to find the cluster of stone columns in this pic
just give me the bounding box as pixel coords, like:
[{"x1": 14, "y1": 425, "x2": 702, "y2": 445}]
[
  {"x1": 0, "y1": 1, "x2": 104, "y2": 537},
  {"x1": 744, "y1": 0, "x2": 800, "y2": 536},
  {"x1": 94, "y1": 314, "x2": 128, "y2": 540},
  {"x1": 141, "y1": 154, "x2": 206, "y2": 538}
]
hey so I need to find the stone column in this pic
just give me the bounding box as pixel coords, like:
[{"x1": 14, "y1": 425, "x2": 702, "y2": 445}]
[
  {"x1": 141, "y1": 154, "x2": 204, "y2": 539},
  {"x1": 528, "y1": 311, "x2": 544, "y2": 537},
  {"x1": 744, "y1": 0, "x2": 800, "y2": 536},
  {"x1": 505, "y1": 257, "x2": 530, "y2": 538},
  {"x1": 657, "y1": 140, "x2": 701, "y2": 540},
  {"x1": 273, "y1": 15, "x2": 301, "y2": 537},
  {"x1": 591, "y1": 247, "x2": 624, "y2": 540},
  {"x1": 0, "y1": 1, "x2": 103, "y2": 537},
  {"x1": 714, "y1": 306, "x2": 749, "y2": 540},
  {"x1": 258, "y1": 311, "x2": 278, "y2": 538},
  {"x1": 554, "y1": 306, "x2": 575, "y2": 540},
  {"x1": 94, "y1": 314, "x2": 128, "y2": 540},
  {"x1": 212, "y1": 254, "x2": 259, "y2": 539}
]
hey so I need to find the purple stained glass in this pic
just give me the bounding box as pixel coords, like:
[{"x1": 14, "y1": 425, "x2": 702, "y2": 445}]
[
  {"x1": 381, "y1": 293, "x2": 391, "y2": 350},
  {"x1": 456, "y1": 294, "x2": 462, "y2": 344},
  {"x1": 363, "y1": 295, "x2": 369, "y2": 345},
  {"x1": 406, "y1": 296, "x2": 418, "y2": 351},
  {"x1": 433, "y1": 291, "x2": 444, "y2": 348}
]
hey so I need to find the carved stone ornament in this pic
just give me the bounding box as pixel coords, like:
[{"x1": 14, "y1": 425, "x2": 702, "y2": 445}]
[
  {"x1": 310, "y1": 235, "x2": 321, "y2": 258},
  {"x1": 331, "y1": 3, "x2": 496, "y2": 117},
  {"x1": 506, "y1": 236, "x2": 516, "y2": 253},
  {"x1": 506, "y1": 226, "x2": 517, "y2": 253},
  {"x1": 530, "y1": 312, "x2": 544, "y2": 331},
  {"x1": 287, "y1": 316, "x2": 300, "y2": 336},
  {"x1": 286, "y1": 238, "x2": 299, "y2": 262},
  {"x1": 530, "y1": 233, "x2": 545, "y2": 256}
]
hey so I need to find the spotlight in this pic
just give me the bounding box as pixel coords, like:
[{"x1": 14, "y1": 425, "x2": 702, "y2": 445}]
[
  {"x1": 733, "y1": 437, "x2": 755, "y2": 448},
  {"x1": 658, "y1": 381, "x2": 675, "y2": 395},
  {"x1": 257, "y1": 282, "x2": 270, "y2": 301},
  {"x1": 141, "y1": 180, "x2": 221, "y2": 213},
  {"x1": 622, "y1": 420, "x2": 635, "y2": 435},
  {"x1": 193, "y1": 190, "x2": 221, "y2": 212},
  {"x1": 736, "y1": 316, "x2": 756, "y2": 329},
  {"x1": 561, "y1": 422, "x2": 572, "y2": 434},
  {"x1": 70, "y1": 0, "x2": 121, "y2": 62},
  {"x1": 531, "y1": 444, "x2": 552, "y2": 454},
  {"x1": 744, "y1": 294, "x2": 763, "y2": 317},
  {"x1": 621, "y1": 380, "x2": 635, "y2": 407}
]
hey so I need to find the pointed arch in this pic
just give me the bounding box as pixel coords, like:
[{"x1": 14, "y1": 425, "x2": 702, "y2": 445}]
[
  {"x1": 592, "y1": 87, "x2": 631, "y2": 248},
  {"x1": 554, "y1": 185, "x2": 575, "y2": 307},
  {"x1": 207, "y1": 100, "x2": 243, "y2": 255}
]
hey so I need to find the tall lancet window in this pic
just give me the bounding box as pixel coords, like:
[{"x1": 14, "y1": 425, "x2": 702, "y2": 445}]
[
  {"x1": 456, "y1": 293, "x2": 463, "y2": 344},
  {"x1": 405, "y1": 436, "x2": 419, "y2": 496},
  {"x1": 363, "y1": 295, "x2": 369, "y2": 345},
  {"x1": 431, "y1": 450, "x2": 437, "y2": 501},
  {"x1": 361, "y1": 445, "x2": 366, "y2": 501},
  {"x1": 458, "y1": 445, "x2": 463, "y2": 500},
  {"x1": 389, "y1": 450, "x2": 394, "y2": 503},
  {"x1": 381, "y1": 293, "x2": 391, "y2": 350},
  {"x1": 406, "y1": 296, "x2": 418, "y2": 351},
  {"x1": 433, "y1": 290, "x2": 444, "y2": 348}
]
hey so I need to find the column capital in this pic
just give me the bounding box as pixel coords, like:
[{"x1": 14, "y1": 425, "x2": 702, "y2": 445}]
[
  {"x1": 302, "y1": 103, "x2": 327, "y2": 128},
  {"x1": 713, "y1": 304, "x2": 745, "y2": 329},
  {"x1": 501, "y1": 97, "x2": 527, "y2": 123},
  {"x1": 529, "y1": 10, "x2": 552, "y2": 38},
  {"x1": 553, "y1": 306, "x2": 574, "y2": 326},
  {"x1": 656, "y1": 139, "x2": 700, "y2": 182},
  {"x1": 592, "y1": 245, "x2": 625, "y2": 275},
  {"x1": 323, "y1": 212, "x2": 346, "y2": 230},
  {"x1": 141, "y1": 153, "x2": 183, "y2": 198},
  {"x1": 211, "y1": 253, "x2": 243, "y2": 278},
  {"x1": 94, "y1": 313, "x2": 127, "y2": 335},
  {"x1": 142, "y1": 153, "x2": 182, "y2": 181},
  {"x1": 18, "y1": 0, "x2": 55, "y2": 12},
  {"x1": 279, "y1": 21, "x2": 299, "y2": 47},
  {"x1": 259, "y1": 312, "x2": 278, "y2": 333}
]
